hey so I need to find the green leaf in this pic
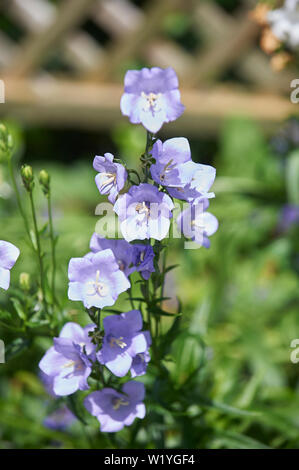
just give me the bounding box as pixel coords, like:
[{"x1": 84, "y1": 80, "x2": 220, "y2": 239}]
[
  {"x1": 5, "y1": 338, "x2": 30, "y2": 361},
  {"x1": 0, "y1": 310, "x2": 13, "y2": 322},
  {"x1": 213, "y1": 430, "x2": 270, "y2": 449},
  {"x1": 169, "y1": 332, "x2": 204, "y2": 385},
  {"x1": 11, "y1": 297, "x2": 27, "y2": 321}
]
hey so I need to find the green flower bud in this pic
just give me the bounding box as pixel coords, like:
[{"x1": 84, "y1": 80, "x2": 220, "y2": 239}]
[
  {"x1": 21, "y1": 164, "x2": 34, "y2": 192},
  {"x1": 38, "y1": 169, "x2": 50, "y2": 196},
  {"x1": 19, "y1": 272, "x2": 31, "y2": 291}
]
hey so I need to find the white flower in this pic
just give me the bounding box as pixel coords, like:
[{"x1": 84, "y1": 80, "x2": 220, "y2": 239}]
[{"x1": 267, "y1": 0, "x2": 299, "y2": 49}]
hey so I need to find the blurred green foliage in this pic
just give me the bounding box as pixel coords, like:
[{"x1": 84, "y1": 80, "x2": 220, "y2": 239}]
[{"x1": 0, "y1": 116, "x2": 299, "y2": 449}]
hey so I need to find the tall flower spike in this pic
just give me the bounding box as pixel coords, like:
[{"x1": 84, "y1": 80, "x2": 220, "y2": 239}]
[{"x1": 120, "y1": 67, "x2": 185, "y2": 134}]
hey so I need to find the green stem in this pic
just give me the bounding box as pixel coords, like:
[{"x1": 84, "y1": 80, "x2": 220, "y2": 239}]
[
  {"x1": 8, "y1": 155, "x2": 34, "y2": 249},
  {"x1": 29, "y1": 191, "x2": 48, "y2": 315},
  {"x1": 47, "y1": 191, "x2": 57, "y2": 305}
]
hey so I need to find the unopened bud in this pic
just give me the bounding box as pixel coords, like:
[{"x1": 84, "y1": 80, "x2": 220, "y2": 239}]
[
  {"x1": 38, "y1": 170, "x2": 50, "y2": 196},
  {"x1": 21, "y1": 165, "x2": 34, "y2": 192},
  {"x1": 19, "y1": 272, "x2": 31, "y2": 291}
]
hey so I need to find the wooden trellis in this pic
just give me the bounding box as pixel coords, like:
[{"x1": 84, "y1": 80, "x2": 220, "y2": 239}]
[{"x1": 0, "y1": 0, "x2": 297, "y2": 135}]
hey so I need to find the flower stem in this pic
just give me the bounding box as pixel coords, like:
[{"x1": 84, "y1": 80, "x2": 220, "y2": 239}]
[
  {"x1": 8, "y1": 154, "x2": 34, "y2": 250},
  {"x1": 29, "y1": 191, "x2": 48, "y2": 315},
  {"x1": 47, "y1": 190, "x2": 57, "y2": 305}
]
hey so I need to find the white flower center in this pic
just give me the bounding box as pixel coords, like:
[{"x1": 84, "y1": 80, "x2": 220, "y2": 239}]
[
  {"x1": 86, "y1": 270, "x2": 109, "y2": 297},
  {"x1": 141, "y1": 91, "x2": 161, "y2": 112},
  {"x1": 100, "y1": 172, "x2": 116, "y2": 191},
  {"x1": 136, "y1": 201, "x2": 150, "y2": 217}
]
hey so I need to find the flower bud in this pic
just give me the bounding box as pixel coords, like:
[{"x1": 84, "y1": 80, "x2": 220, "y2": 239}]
[
  {"x1": 21, "y1": 164, "x2": 34, "y2": 192},
  {"x1": 38, "y1": 170, "x2": 50, "y2": 196},
  {"x1": 19, "y1": 272, "x2": 31, "y2": 291}
]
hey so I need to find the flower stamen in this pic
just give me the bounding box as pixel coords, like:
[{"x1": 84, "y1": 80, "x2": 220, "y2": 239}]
[{"x1": 86, "y1": 270, "x2": 109, "y2": 297}]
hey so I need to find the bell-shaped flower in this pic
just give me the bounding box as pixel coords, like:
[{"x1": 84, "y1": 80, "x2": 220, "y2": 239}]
[
  {"x1": 93, "y1": 153, "x2": 127, "y2": 203},
  {"x1": 84, "y1": 381, "x2": 145, "y2": 433},
  {"x1": 68, "y1": 249, "x2": 130, "y2": 309},
  {"x1": 120, "y1": 67, "x2": 184, "y2": 134}
]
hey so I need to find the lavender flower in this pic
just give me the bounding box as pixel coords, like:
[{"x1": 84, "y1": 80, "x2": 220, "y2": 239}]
[
  {"x1": 114, "y1": 183, "x2": 174, "y2": 242},
  {"x1": 93, "y1": 153, "x2": 127, "y2": 203},
  {"x1": 267, "y1": 0, "x2": 299, "y2": 49},
  {"x1": 132, "y1": 244, "x2": 155, "y2": 280},
  {"x1": 0, "y1": 240, "x2": 20, "y2": 290},
  {"x1": 150, "y1": 137, "x2": 192, "y2": 187},
  {"x1": 177, "y1": 200, "x2": 218, "y2": 248},
  {"x1": 131, "y1": 331, "x2": 151, "y2": 378},
  {"x1": 89, "y1": 233, "x2": 135, "y2": 277},
  {"x1": 68, "y1": 249, "x2": 130, "y2": 309},
  {"x1": 44, "y1": 405, "x2": 76, "y2": 431},
  {"x1": 120, "y1": 67, "x2": 185, "y2": 134},
  {"x1": 167, "y1": 161, "x2": 216, "y2": 203},
  {"x1": 84, "y1": 381, "x2": 145, "y2": 432},
  {"x1": 149, "y1": 137, "x2": 216, "y2": 203},
  {"x1": 97, "y1": 310, "x2": 150, "y2": 377},
  {"x1": 39, "y1": 322, "x2": 96, "y2": 396}
]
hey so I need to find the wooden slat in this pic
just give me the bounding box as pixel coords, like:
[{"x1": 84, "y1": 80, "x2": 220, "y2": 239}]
[
  {"x1": 5, "y1": 0, "x2": 95, "y2": 77},
  {"x1": 93, "y1": 0, "x2": 144, "y2": 38},
  {"x1": 1, "y1": 78, "x2": 296, "y2": 136},
  {"x1": 85, "y1": 0, "x2": 184, "y2": 81}
]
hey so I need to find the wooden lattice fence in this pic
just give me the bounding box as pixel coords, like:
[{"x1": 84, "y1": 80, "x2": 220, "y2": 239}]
[{"x1": 0, "y1": 0, "x2": 297, "y2": 135}]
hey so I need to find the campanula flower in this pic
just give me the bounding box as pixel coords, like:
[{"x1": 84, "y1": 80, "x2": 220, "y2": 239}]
[
  {"x1": 84, "y1": 381, "x2": 145, "y2": 432},
  {"x1": 89, "y1": 233, "x2": 135, "y2": 277},
  {"x1": 120, "y1": 67, "x2": 185, "y2": 134},
  {"x1": 0, "y1": 240, "x2": 20, "y2": 290},
  {"x1": 177, "y1": 200, "x2": 218, "y2": 248},
  {"x1": 150, "y1": 137, "x2": 192, "y2": 187},
  {"x1": 68, "y1": 249, "x2": 130, "y2": 309},
  {"x1": 132, "y1": 244, "x2": 155, "y2": 280},
  {"x1": 39, "y1": 322, "x2": 96, "y2": 396},
  {"x1": 167, "y1": 161, "x2": 216, "y2": 202},
  {"x1": 93, "y1": 153, "x2": 127, "y2": 203},
  {"x1": 114, "y1": 183, "x2": 174, "y2": 242},
  {"x1": 131, "y1": 331, "x2": 151, "y2": 377},
  {"x1": 97, "y1": 310, "x2": 150, "y2": 377},
  {"x1": 267, "y1": 0, "x2": 299, "y2": 49}
]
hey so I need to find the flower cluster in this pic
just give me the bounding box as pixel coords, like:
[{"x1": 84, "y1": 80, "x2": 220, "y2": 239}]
[
  {"x1": 38, "y1": 66, "x2": 218, "y2": 433},
  {"x1": 39, "y1": 312, "x2": 150, "y2": 432}
]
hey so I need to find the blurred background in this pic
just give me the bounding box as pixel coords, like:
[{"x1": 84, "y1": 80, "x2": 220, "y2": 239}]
[{"x1": 0, "y1": 0, "x2": 299, "y2": 449}]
